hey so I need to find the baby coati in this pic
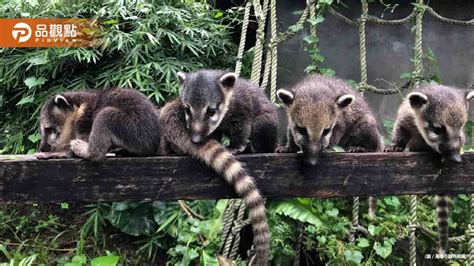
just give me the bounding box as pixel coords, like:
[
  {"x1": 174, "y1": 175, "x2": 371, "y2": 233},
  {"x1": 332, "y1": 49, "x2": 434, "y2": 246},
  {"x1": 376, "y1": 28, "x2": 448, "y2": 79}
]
[
  {"x1": 176, "y1": 69, "x2": 278, "y2": 153},
  {"x1": 159, "y1": 70, "x2": 272, "y2": 265},
  {"x1": 37, "y1": 88, "x2": 161, "y2": 161},
  {"x1": 276, "y1": 74, "x2": 384, "y2": 165},
  {"x1": 388, "y1": 84, "x2": 474, "y2": 254}
]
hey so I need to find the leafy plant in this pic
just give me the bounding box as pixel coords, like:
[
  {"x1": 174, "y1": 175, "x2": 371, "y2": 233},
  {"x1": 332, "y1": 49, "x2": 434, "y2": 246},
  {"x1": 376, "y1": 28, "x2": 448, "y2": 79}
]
[{"x1": 0, "y1": 0, "x2": 237, "y2": 154}]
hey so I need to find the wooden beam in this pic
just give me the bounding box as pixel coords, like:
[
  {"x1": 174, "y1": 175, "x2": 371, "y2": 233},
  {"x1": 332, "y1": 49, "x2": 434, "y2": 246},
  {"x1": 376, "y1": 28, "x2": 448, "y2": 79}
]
[{"x1": 0, "y1": 152, "x2": 473, "y2": 202}]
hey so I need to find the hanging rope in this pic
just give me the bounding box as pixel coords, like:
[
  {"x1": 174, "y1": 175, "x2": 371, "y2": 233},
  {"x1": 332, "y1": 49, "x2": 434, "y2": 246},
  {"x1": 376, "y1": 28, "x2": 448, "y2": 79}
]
[
  {"x1": 250, "y1": 0, "x2": 269, "y2": 84},
  {"x1": 235, "y1": 1, "x2": 252, "y2": 76},
  {"x1": 469, "y1": 194, "x2": 474, "y2": 265},
  {"x1": 425, "y1": 6, "x2": 474, "y2": 26},
  {"x1": 349, "y1": 197, "x2": 360, "y2": 243},
  {"x1": 355, "y1": 0, "x2": 404, "y2": 95}
]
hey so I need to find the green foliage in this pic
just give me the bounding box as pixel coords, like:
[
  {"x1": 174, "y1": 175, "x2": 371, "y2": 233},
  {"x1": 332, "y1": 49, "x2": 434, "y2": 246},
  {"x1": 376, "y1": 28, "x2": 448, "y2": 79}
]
[{"x1": 0, "y1": 0, "x2": 237, "y2": 154}]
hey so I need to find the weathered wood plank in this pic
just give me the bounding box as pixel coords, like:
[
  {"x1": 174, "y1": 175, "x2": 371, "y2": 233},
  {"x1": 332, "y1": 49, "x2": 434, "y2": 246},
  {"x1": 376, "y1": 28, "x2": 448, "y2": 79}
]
[{"x1": 0, "y1": 152, "x2": 473, "y2": 202}]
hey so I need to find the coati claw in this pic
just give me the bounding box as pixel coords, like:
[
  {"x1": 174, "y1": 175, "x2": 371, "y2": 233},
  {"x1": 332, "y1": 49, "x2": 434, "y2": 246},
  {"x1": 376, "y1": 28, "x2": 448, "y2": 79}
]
[
  {"x1": 346, "y1": 147, "x2": 368, "y2": 153},
  {"x1": 384, "y1": 145, "x2": 404, "y2": 152},
  {"x1": 228, "y1": 145, "x2": 246, "y2": 155},
  {"x1": 275, "y1": 146, "x2": 298, "y2": 153},
  {"x1": 70, "y1": 139, "x2": 89, "y2": 158},
  {"x1": 36, "y1": 151, "x2": 72, "y2": 160}
]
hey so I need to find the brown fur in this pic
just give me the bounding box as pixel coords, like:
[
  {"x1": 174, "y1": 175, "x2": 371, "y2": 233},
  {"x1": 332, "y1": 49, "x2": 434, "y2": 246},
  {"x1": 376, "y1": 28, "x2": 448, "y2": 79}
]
[
  {"x1": 178, "y1": 69, "x2": 278, "y2": 154},
  {"x1": 277, "y1": 74, "x2": 384, "y2": 165},
  {"x1": 159, "y1": 99, "x2": 270, "y2": 265},
  {"x1": 389, "y1": 84, "x2": 474, "y2": 253},
  {"x1": 37, "y1": 88, "x2": 161, "y2": 160}
]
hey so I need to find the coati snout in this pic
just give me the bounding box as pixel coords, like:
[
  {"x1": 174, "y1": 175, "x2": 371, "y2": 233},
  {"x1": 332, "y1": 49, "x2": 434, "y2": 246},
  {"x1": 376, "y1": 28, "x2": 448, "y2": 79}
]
[
  {"x1": 39, "y1": 95, "x2": 84, "y2": 153},
  {"x1": 277, "y1": 88, "x2": 355, "y2": 165},
  {"x1": 178, "y1": 71, "x2": 236, "y2": 144},
  {"x1": 405, "y1": 89, "x2": 474, "y2": 162}
]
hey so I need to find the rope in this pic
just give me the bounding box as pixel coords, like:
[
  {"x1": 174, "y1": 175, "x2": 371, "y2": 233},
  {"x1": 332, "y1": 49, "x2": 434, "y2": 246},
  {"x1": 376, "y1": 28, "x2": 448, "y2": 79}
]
[
  {"x1": 229, "y1": 200, "x2": 247, "y2": 259},
  {"x1": 425, "y1": 6, "x2": 474, "y2": 26},
  {"x1": 220, "y1": 199, "x2": 238, "y2": 258},
  {"x1": 349, "y1": 197, "x2": 360, "y2": 243},
  {"x1": 234, "y1": 1, "x2": 252, "y2": 76},
  {"x1": 413, "y1": 1, "x2": 425, "y2": 85},
  {"x1": 293, "y1": 223, "x2": 304, "y2": 266},
  {"x1": 356, "y1": 0, "x2": 404, "y2": 95},
  {"x1": 250, "y1": 0, "x2": 269, "y2": 84},
  {"x1": 409, "y1": 195, "x2": 417, "y2": 266},
  {"x1": 328, "y1": 7, "x2": 358, "y2": 27},
  {"x1": 470, "y1": 194, "x2": 474, "y2": 265}
]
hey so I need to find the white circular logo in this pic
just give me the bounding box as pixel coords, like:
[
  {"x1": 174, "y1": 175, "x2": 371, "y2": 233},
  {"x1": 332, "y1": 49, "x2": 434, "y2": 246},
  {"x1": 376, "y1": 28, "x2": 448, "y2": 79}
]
[{"x1": 12, "y1": 22, "x2": 32, "y2": 43}]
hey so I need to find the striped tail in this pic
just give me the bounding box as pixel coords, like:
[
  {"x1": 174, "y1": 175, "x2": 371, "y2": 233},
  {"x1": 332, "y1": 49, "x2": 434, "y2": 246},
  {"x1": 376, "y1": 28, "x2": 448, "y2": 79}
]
[
  {"x1": 191, "y1": 140, "x2": 270, "y2": 265},
  {"x1": 435, "y1": 195, "x2": 449, "y2": 254}
]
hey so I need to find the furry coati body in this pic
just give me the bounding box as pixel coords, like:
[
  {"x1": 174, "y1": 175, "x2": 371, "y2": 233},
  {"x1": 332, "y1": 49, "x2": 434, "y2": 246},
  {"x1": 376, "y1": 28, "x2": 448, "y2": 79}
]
[
  {"x1": 37, "y1": 88, "x2": 161, "y2": 161},
  {"x1": 389, "y1": 84, "x2": 474, "y2": 254},
  {"x1": 276, "y1": 74, "x2": 384, "y2": 165},
  {"x1": 177, "y1": 69, "x2": 278, "y2": 153},
  {"x1": 159, "y1": 100, "x2": 270, "y2": 265},
  {"x1": 159, "y1": 70, "x2": 272, "y2": 265}
]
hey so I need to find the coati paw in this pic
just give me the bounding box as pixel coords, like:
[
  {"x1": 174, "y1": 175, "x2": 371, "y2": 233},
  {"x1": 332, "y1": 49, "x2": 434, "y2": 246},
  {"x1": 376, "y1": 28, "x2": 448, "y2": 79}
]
[
  {"x1": 36, "y1": 152, "x2": 54, "y2": 160},
  {"x1": 228, "y1": 145, "x2": 246, "y2": 155},
  {"x1": 346, "y1": 147, "x2": 368, "y2": 153},
  {"x1": 70, "y1": 139, "x2": 89, "y2": 158},
  {"x1": 384, "y1": 145, "x2": 404, "y2": 152},
  {"x1": 36, "y1": 151, "x2": 71, "y2": 160},
  {"x1": 275, "y1": 146, "x2": 298, "y2": 153}
]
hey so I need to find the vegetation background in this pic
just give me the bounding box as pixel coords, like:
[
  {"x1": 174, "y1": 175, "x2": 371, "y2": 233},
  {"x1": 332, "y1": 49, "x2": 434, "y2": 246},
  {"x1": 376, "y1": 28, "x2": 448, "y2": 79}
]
[{"x1": 0, "y1": 0, "x2": 472, "y2": 265}]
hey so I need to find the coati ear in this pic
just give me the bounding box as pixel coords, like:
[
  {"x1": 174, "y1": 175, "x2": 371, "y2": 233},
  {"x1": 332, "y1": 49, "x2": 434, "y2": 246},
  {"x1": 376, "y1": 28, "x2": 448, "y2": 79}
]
[
  {"x1": 177, "y1": 72, "x2": 187, "y2": 84},
  {"x1": 219, "y1": 72, "x2": 237, "y2": 91},
  {"x1": 407, "y1": 92, "x2": 428, "y2": 109},
  {"x1": 465, "y1": 90, "x2": 474, "y2": 101},
  {"x1": 54, "y1": 95, "x2": 71, "y2": 109},
  {"x1": 277, "y1": 89, "x2": 294, "y2": 106},
  {"x1": 336, "y1": 94, "x2": 355, "y2": 108}
]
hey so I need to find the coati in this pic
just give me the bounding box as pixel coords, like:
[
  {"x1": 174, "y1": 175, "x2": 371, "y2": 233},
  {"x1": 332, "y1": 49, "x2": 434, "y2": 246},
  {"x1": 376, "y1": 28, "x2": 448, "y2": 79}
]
[
  {"x1": 159, "y1": 70, "x2": 272, "y2": 265},
  {"x1": 276, "y1": 74, "x2": 384, "y2": 164},
  {"x1": 388, "y1": 84, "x2": 474, "y2": 254},
  {"x1": 276, "y1": 74, "x2": 383, "y2": 218},
  {"x1": 176, "y1": 69, "x2": 278, "y2": 154},
  {"x1": 37, "y1": 88, "x2": 161, "y2": 161}
]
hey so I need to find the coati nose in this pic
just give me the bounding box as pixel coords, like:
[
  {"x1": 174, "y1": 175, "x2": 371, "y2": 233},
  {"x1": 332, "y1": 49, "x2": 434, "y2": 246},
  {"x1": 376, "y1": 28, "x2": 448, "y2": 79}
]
[
  {"x1": 447, "y1": 154, "x2": 462, "y2": 163},
  {"x1": 191, "y1": 134, "x2": 203, "y2": 144},
  {"x1": 304, "y1": 157, "x2": 318, "y2": 166}
]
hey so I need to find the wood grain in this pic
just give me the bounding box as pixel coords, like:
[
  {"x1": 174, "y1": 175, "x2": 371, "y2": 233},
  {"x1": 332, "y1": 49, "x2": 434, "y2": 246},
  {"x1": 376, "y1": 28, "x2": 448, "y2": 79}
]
[{"x1": 1, "y1": 152, "x2": 472, "y2": 202}]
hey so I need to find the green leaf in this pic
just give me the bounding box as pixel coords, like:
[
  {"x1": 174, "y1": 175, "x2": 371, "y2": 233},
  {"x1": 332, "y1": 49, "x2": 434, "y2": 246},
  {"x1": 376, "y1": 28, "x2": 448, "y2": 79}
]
[
  {"x1": 326, "y1": 208, "x2": 339, "y2": 217},
  {"x1": 307, "y1": 16, "x2": 324, "y2": 26},
  {"x1": 28, "y1": 133, "x2": 41, "y2": 143},
  {"x1": 24, "y1": 76, "x2": 47, "y2": 89},
  {"x1": 368, "y1": 224, "x2": 381, "y2": 236},
  {"x1": 288, "y1": 24, "x2": 303, "y2": 33},
  {"x1": 72, "y1": 254, "x2": 87, "y2": 264},
  {"x1": 90, "y1": 255, "x2": 119, "y2": 266},
  {"x1": 383, "y1": 196, "x2": 401, "y2": 208},
  {"x1": 214, "y1": 11, "x2": 223, "y2": 19},
  {"x1": 27, "y1": 56, "x2": 48, "y2": 66},
  {"x1": 268, "y1": 198, "x2": 322, "y2": 227},
  {"x1": 357, "y1": 238, "x2": 370, "y2": 248},
  {"x1": 16, "y1": 95, "x2": 35, "y2": 106},
  {"x1": 344, "y1": 250, "x2": 363, "y2": 264},
  {"x1": 103, "y1": 19, "x2": 119, "y2": 25},
  {"x1": 303, "y1": 35, "x2": 319, "y2": 44},
  {"x1": 373, "y1": 241, "x2": 393, "y2": 259},
  {"x1": 400, "y1": 72, "x2": 412, "y2": 79}
]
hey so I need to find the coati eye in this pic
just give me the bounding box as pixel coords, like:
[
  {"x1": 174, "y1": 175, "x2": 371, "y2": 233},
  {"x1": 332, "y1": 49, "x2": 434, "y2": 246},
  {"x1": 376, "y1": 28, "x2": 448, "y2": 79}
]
[
  {"x1": 295, "y1": 125, "x2": 308, "y2": 135},
  {"x1": 45, "y1": 127, "x2": 57, "y2": 134},
  {"x1": 429, "y1": 123, "x2": 445, "y2": 135},
  {"x1": 322, "y1": 128, "x2": 331, "y2": 136},
  {"x1": 207, "y1": 107, "x2": 217, "y2": 117}
]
